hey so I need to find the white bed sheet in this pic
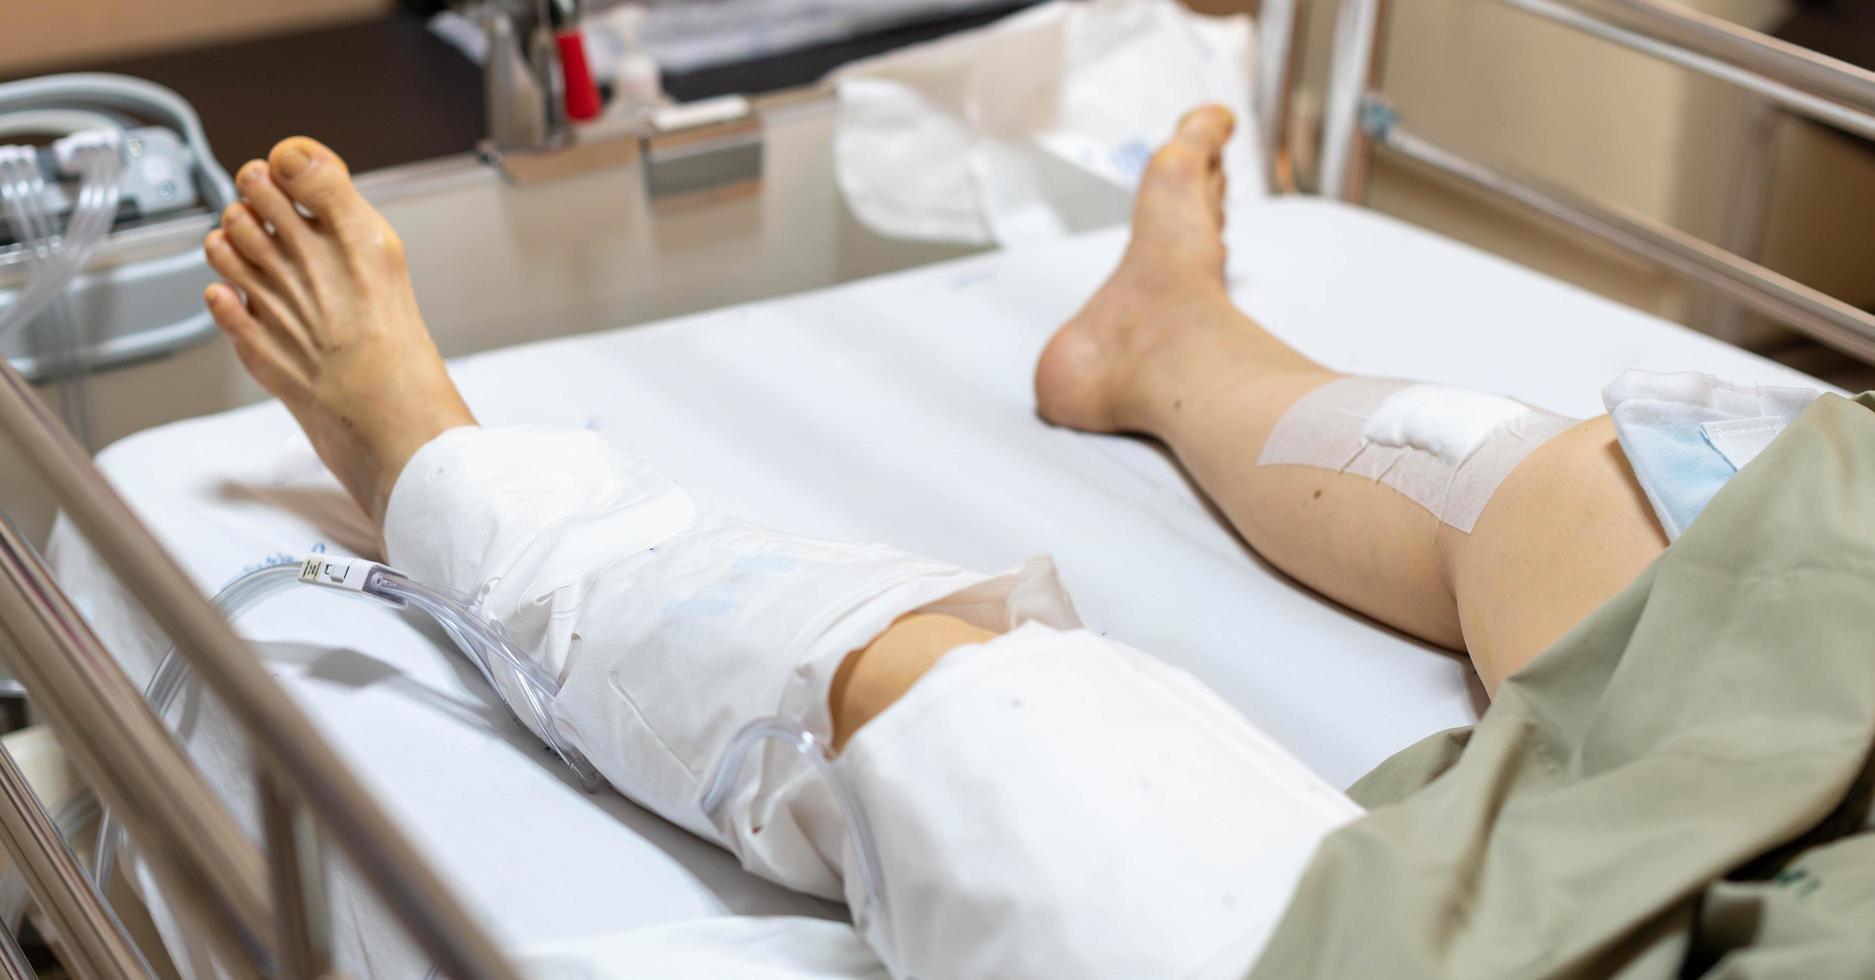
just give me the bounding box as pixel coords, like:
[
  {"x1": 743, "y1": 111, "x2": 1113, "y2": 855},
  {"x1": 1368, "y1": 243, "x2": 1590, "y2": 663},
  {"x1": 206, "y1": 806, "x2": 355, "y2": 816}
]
[{"x1": 46, "y1": 197, "x2": 1825, "y2": 968}]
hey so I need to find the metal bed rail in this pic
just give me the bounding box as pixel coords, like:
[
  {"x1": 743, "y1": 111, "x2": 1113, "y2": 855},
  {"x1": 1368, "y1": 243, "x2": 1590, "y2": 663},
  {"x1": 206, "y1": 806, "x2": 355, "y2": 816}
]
[
  {"x1": 1258, "y1": 0, "x2": 1310, "y2": 192},
  {"x1": 1318, "y1": 0, "x2": 1875, "y2": 364},
  {"x1": 0, "y1": 348, "x2": 524, "y2": 977}
]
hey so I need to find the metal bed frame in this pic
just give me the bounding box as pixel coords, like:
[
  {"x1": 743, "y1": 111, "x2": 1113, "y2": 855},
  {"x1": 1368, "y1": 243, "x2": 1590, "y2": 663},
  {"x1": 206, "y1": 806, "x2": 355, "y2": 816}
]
[
  {"x1": 1320, "y1": 0, "x2": 1875, "y2": 363},
  {"x1": 0, "y1": 1, "x2": 1868, "y2": 976}
]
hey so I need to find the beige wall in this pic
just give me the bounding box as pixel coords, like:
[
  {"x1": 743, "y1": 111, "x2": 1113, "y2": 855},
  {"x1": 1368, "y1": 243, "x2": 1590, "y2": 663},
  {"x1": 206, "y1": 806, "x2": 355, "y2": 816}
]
[{"x1": 0, "y1": 0, "x2": 395, "y2": 76}]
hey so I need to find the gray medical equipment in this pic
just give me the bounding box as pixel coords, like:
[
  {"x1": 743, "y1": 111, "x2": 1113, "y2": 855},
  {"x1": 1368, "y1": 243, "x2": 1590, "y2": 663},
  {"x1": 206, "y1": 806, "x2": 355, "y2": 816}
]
[{"x1": 0, "y1": 74, "x2": 236, "y2": 392}]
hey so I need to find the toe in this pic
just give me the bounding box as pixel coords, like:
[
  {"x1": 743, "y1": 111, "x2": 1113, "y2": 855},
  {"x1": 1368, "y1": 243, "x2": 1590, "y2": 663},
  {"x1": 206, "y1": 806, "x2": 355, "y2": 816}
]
[
  {"x1": 222, "y1": 201, "x2": 320, "y2": 319},
  {"x1": 206, "y1": 284, "x2": 305, "y2": 394},
  {"x1": 204, "y1": 281, "x2": 260, "y2": 338},
  {"x1": 1148, "y1": 107, "x2": 1234, "y2": 187},
  {"x1": 206, "y1": 229, "x2": 315, "y2": 351},
  {"x1": 220, "y1": 202, "x2": 284, "y2": 273},
  {"x1": 236, "y1": 160, "x2": 312, "y2": 249},
  {"x1": 1175, "y1": 105, "x2": 1236, "y2": 153},
  {"x1": 1147, "y1": 106, "x2": 1235, "y2": 185},
  {"x1": 268, "y1": 137, "x2": 377, "y2": 239},
  {"x1": 204, "y1": 229, "x2": 263, "y2": 291}
]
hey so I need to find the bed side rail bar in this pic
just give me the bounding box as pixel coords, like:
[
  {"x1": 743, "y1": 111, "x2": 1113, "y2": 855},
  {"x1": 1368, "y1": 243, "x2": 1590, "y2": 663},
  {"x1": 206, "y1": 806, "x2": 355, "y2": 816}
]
[
  {"x1": 1319, "y1": 0, "x2": 1875, "y2": 363},
  {"x1": 0, "y1": 689, "x2": 150, "y2": 979},
  {"x1": 0, "y1": 354, "x2": 523, "y2": 978},
  {"x1": 1258, "y1": 0, "x2": 1309, "y2": 192},
  {"x1": 0, "y1": 496, "x2": 268, "y2": 976}
]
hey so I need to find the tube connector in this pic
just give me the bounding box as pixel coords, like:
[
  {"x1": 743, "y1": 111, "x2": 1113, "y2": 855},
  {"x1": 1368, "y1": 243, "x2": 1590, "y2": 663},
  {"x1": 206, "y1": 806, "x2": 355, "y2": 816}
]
[
  {"x1": 50, "y1": 128, "x2": 121, "y2": 173},
  {"x1": 294, "y1": 554, "x2": 401, "y2": 603}
]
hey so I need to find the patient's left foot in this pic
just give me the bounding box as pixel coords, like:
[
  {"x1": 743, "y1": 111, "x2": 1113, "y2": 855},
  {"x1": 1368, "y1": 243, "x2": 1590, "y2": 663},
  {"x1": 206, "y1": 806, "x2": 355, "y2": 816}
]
[{"x1": 202, "y1": 137, "x2": 474, "y2": 522}]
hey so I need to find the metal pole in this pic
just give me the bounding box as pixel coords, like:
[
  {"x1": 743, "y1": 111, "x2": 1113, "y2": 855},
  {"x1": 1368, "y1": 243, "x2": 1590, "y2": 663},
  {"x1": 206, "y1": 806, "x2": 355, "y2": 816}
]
[
  {"x1": 1318, "y1": 0, "x2": 1389, "y2": 201},
  {"x1": 0, "y1": 918, "x2": 32, "y2": 980},
  {"x1": 0, "y1": 357, "x2": 522, "y2": 980},
  {"x1": 1598, "y1": 0, "x2": 1875, "y2": 113},
  {"x1": 1503, "y1": 0, "x2": 1875, "y2": 143},
  {"x1": 0, "y1": 743, "x2": 146, "y2": 980},
  {"x1": 1372, "y1": 119, "x2": 1875, "y2": 363},
  {"x1": 1257, "y1": 0, "x2": 1308, "y2": 193},
  {"x1": 260, "y1": 775, "x2": 332, "y2": 980},
  {"x1": 0, "y1": 515, "x2": 273, "y2": 974}
]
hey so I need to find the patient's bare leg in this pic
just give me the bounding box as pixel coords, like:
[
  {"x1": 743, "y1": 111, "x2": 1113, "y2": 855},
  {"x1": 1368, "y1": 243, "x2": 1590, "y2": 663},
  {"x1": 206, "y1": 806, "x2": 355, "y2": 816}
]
[{"x1": 1036, "y1": 108, "x2": 1666, "y2": 693}]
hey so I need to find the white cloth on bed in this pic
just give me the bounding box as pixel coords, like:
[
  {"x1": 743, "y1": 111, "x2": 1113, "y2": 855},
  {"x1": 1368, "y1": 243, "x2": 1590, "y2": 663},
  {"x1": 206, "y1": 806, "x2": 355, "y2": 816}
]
[
  {"x1": 1601, "y1": 370, "x2": 1822, "y2": 541},
  {"x1": 386, "y1": 423, "x2": 1359, "y2": 978},
  {"x1": 834, "y1": 0, "x2": 1263, "y2": 245},
  {"x1": 518, "y1": 916, "x2": 885, "y2": 980}
]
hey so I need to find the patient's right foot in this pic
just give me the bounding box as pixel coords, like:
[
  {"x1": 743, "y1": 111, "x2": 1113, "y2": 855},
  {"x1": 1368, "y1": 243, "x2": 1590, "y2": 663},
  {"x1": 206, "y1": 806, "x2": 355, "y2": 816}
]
[
  {"x1": 1034, "y1": 106, "x2": 1243, "y2": 433},
  {"x1": 202, "y1": 137, "x2": 474, "y2": 522}
]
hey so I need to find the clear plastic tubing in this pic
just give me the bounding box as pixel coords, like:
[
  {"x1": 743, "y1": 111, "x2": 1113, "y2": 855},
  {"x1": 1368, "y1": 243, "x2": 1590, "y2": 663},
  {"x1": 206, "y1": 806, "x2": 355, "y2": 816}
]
[
  {"x1": 92, "y1": 556, "x2": 602, "y2": 890},
  {"x1": 93, "y1": 557, "x2": 890, "y2": 923},
  {"x1": 699, "y1": 719, "x2": 888, "y2": 921},
  {"x1": 0, "y1": 131, "x2": 123, "y2": 342}
]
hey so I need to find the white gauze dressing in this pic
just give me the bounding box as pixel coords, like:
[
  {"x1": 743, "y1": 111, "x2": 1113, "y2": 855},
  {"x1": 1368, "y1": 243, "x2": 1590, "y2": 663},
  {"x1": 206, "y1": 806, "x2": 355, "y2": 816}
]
[{"x1": 1257, "y1": 379, "x2": 1578, "y2": 532}]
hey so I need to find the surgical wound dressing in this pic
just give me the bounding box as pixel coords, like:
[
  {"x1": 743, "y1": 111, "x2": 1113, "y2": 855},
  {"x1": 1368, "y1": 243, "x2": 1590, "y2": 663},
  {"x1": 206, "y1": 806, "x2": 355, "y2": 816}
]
[
  {"x1": 1258, "y1": 379, "x2": 1577, "y2": 532},
  {"x1": 1602, "y1": 370, "x2": 1821, "y2": 540}
]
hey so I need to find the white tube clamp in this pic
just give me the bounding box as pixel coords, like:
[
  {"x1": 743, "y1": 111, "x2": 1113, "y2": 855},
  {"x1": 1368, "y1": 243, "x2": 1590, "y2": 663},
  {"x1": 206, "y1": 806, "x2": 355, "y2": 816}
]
[{"x1": 296, "y1": 555, "x2": 386, "y2": 593}]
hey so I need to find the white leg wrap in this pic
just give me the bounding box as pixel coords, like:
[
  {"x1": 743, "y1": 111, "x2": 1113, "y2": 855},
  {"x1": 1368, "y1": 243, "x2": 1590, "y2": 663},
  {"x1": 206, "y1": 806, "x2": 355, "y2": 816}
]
[
  {"x1": 840, "y1": 623, "x2": 1361, "y2": 979},
  {"x1": 385, "y1": 426, "x2": 1080, "y2": 901},
  {"x1": 545, "y1": 518, "x2": 1074, "y2": 896},
  {"x1": 387, "y1": 426, "x2": 1355, "y2": 977},
  {"x1": 1257, "y1": 378, "x2": 1577, "y2": 532}
]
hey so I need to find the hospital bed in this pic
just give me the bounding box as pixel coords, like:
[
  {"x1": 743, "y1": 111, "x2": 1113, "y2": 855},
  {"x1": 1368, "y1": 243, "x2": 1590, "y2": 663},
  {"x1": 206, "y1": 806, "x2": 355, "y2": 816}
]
[{"x1": 2, "y1": 1, "x2": 1874, "y2": 977}]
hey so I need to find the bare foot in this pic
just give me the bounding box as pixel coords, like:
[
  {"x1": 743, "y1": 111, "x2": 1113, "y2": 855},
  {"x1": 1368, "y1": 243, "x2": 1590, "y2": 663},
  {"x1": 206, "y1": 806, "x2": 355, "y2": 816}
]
[
  {"x1": 1034, "y1": 106, "x2": 1244, "y2": 433},
  {"x1": 202, "y1": 137, "x2": 474, "y2": 522}
]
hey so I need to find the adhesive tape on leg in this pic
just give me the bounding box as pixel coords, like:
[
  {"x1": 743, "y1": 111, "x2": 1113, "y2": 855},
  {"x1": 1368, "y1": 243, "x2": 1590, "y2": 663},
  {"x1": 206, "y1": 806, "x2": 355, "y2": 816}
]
[{"x1": 1257, "y1": 378, "x2": 1577, "y2": 532}]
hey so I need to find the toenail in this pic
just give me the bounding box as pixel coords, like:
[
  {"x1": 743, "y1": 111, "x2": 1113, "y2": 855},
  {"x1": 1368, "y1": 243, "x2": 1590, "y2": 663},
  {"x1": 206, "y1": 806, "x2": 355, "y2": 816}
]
[
  {"x1": 275, "y1": 145, "x2": 313, "y2": 180},
  {"x1": 238, "y1": 162, "x2": 266, "y2": 187}
]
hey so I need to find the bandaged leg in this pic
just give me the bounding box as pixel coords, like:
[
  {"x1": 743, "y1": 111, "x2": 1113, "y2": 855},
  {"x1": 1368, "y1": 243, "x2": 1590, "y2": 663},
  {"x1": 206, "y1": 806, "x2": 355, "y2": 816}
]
[
  {"x1": 1258, "y1": 379, "x2": 1578, "y2": 533},
  {"x1": 840, "y1": 623, "x2": 1361, "y2": 978},
  {"x1": 382, "y1": 425, "x2": 1079, "y2": 894},
  {"x1": 383, "y1": 425, "x2": 1357, "y2": 978},
  {"x1": 516, "y1": 627, "x2": 1362, "y2": 980}
]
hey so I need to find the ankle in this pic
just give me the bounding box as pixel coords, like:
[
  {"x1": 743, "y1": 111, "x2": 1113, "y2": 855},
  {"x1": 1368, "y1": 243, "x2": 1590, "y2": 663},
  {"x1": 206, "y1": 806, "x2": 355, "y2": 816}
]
[
  {"x1": 1105, "y1": 296, "x2": 1268, "y2": 431},
  {"x1": 367, "y1": 411, "x2": 475, "y2": 517}
]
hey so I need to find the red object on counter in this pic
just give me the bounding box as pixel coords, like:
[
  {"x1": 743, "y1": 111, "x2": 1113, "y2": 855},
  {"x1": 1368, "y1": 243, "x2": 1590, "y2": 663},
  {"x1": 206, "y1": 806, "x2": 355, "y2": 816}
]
[{"x1": 557, "y1": 29, "x2": 602, "y2": 122}]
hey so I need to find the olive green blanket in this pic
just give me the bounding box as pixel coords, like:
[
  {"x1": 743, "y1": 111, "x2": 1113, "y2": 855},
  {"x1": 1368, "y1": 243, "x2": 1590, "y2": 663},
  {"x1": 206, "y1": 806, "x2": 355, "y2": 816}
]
[{"x1": 1251, "y1": 393, "x2": 1875, "y2": 979}]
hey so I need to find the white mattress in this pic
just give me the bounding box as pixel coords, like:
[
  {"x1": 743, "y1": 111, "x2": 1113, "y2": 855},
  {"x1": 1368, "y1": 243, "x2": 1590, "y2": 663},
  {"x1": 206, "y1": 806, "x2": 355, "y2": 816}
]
[{"x1": 47, "y1": 197, "x2": 1824, "y2": 969}]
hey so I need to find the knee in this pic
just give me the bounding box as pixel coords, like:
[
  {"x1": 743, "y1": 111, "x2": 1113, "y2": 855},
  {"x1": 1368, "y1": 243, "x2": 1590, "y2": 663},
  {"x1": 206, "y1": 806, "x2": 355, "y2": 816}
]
[
  {"x1": 829, "y1": 613, "x2": 998, "y2": 750},
  {"x1": 1451, "y1": 416, "x2": 1666, "y2": 689}
]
